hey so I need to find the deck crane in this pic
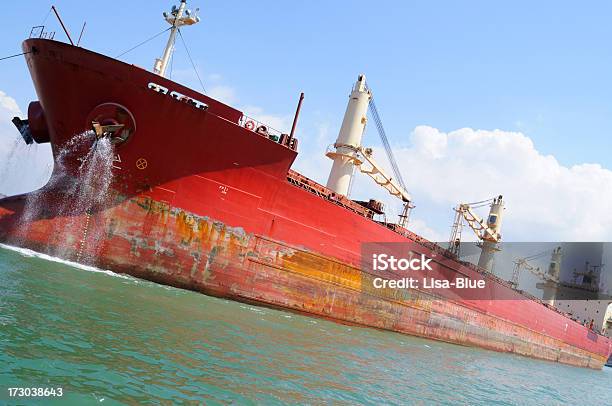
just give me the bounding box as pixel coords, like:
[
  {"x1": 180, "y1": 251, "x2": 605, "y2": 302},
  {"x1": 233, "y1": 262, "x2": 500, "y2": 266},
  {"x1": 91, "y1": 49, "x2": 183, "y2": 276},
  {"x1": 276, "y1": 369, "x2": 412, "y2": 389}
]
[
  {"x1": 325, "y1": 75, "x2": 414, "y2": 227},
  {"x1": 509, "y1": 247, "x2": 562, "y2": 289},
  {"x1": 448, "y1": 196, "x2": 504, "y2": 273}
]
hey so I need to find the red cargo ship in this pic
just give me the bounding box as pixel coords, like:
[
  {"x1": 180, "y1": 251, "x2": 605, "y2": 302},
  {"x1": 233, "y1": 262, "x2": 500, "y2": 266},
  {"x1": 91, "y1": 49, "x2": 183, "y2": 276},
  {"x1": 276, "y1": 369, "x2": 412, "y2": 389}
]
[{"x1": 1, "y1": 1, "x2": 610, "y2": 369}]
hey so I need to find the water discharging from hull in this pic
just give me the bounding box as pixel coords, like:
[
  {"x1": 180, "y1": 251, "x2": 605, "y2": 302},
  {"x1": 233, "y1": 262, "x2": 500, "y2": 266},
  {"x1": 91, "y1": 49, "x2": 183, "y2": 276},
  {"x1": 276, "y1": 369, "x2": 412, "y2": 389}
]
[
  {"x1": 16, "y1": 131, "x2": 116, "y2": 262},
  {"x1": 68, "y1": 135, "x2": 115, "y2": 262}
]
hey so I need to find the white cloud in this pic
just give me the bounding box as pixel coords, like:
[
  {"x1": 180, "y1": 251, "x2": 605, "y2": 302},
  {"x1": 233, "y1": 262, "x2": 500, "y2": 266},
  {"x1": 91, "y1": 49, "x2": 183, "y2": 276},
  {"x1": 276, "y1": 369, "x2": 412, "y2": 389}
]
[
  {"x1": 391, "y1": 126, "x2": 612, "y2": 241},
  {"x1": 293, "y1": 122, "x2": 612, "y2": 242},
  {"x1": 0, "y1": 91, "x2": 52, "y2": 196},
  {"x1": 0, "y1": 90, "x2": 21, "y2": 119},
  {"x1": 207, "y1": 85, "x2": 238, "y2": 105}
]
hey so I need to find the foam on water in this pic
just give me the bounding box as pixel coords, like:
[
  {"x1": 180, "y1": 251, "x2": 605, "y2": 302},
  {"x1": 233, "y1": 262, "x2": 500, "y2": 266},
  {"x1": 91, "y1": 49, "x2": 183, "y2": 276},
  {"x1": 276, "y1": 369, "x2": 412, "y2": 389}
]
[{"x1": 0, "y1": 242, "x2": 131, "y2": 280}]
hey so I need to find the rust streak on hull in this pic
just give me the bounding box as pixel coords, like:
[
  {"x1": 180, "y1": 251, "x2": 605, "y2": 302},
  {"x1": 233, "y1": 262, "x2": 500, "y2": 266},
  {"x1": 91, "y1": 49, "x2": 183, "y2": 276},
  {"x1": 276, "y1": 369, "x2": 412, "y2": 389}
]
[{"x1": 0, "y1": 192, "x2": 609, "y2": 370}]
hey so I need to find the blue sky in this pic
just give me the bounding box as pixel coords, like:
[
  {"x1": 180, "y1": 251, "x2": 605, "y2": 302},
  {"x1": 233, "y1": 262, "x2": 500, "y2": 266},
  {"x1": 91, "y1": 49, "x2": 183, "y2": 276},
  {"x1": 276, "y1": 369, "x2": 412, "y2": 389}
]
[
  {"x1": 2, "y1": 1, "x2": 612, "y2": 244},
  {"x1": 3, "y1": 1, "x2": 612, "y2": 167}
]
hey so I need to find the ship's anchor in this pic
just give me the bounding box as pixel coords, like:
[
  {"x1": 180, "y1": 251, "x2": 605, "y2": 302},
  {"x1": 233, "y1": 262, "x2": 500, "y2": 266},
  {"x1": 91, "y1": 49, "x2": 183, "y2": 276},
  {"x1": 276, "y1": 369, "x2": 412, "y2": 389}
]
[
  {"x1": 86, "y1": 102, "x2": 136, "y2": 146},
  {"x1": 91, "y1": 120, "x2": 129, "y2": 144}
]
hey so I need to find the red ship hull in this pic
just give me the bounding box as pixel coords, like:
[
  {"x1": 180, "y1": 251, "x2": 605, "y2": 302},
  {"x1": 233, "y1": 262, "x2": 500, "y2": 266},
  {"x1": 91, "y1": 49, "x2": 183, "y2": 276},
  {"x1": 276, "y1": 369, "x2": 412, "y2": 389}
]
[{"x1": 1, "y1": 39, "x2": 610, "y2": 369}]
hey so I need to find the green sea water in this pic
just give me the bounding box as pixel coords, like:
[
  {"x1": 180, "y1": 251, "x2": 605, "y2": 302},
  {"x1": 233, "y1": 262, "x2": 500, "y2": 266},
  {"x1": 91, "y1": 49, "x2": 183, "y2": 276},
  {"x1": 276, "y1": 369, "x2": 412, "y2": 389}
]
[{"x1": 0, "y1": 244, "x2": 610, "y2": 405}]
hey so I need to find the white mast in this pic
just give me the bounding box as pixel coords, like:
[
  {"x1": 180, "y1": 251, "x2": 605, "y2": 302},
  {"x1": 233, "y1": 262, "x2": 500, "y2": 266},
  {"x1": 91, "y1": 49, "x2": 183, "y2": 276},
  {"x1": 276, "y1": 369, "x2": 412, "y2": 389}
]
[
  {"x1": 153, "y1": 0, "x2": 200, "y2": 77},
  {"x1": 326, "y1": 74, "x2": 372, "y2": 196}
]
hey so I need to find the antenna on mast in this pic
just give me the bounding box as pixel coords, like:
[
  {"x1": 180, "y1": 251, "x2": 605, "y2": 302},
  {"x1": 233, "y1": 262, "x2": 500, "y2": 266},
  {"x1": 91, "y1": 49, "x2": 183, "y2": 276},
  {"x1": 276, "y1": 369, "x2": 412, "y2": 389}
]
[{"x1": 153, "y1": 0, "x2": 200, "y2": 77}]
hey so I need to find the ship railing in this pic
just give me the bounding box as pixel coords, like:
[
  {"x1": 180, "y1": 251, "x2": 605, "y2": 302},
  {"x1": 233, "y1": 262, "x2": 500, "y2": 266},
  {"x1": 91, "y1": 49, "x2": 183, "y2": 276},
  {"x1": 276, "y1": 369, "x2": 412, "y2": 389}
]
[
  {"x1": 287, "y1": 170, "x2": 374, "y2": 218},
  {"x1": 239, "y1": 115, "x2": 283, "y2": 139},
  {"x1": 29, "y1": 25, "x2": 56, "y2": 40},
  {"x1": 239, "y1": 114, "x2": 297, "y2": 150}
]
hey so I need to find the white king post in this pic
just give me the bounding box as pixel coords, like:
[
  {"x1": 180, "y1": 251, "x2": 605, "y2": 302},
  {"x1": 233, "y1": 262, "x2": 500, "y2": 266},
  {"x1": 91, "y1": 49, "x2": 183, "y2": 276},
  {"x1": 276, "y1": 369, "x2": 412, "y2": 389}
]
[
  {"x1": 154, "y1": 0, "x2": 200, "y2": 77},
  {"x1": 326, "y1": 74, "x2": 372, "y2": 196},
  {"x1": 477, "y1": 196, "x2": 504, "y2": 272}
]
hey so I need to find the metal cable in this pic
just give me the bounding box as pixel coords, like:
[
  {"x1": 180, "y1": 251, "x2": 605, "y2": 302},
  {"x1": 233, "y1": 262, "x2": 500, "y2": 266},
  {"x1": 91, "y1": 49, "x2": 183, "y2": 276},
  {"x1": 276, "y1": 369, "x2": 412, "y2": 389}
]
[
  {"x1": 524, "y1": 250, "x2": 552, "y2": 261},
  {"x1": 0, "y1": 51, "x2": 32, "y2": 62},
  {"x1": 115, "y1": 27, "x2": 171, "y2": 58},
  {"x1": 368, "y1": 98, "x2": 408, "y2": 192},
  {"x1": 41, "y1": 7, "x2": 52, "y2": 25},
  {"x1": 466, "y1": 198, "x2": 494, "y2": 206},
  {"x1": 178, "y1": 29, "x2": 206, "y2": 93},
  {"x1": 468, "y1": 202, "x2": 493, "y2": 209}
]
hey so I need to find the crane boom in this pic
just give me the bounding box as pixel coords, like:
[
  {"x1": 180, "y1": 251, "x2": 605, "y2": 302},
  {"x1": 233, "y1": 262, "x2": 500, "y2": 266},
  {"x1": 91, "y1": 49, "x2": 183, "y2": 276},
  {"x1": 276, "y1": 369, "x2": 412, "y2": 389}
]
[
  {"x1": 456, "y1": 203, "x2": 500, "y2": 242},
  {"x1": 448, "y1": 196, "x2": 504, "y2": 273},
  {"x1": 510, "y1": 247, "x2": 562, "y2": 289},
  {"x1": 325, "y1": 75, "x2": 413, "y2": 225}
]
